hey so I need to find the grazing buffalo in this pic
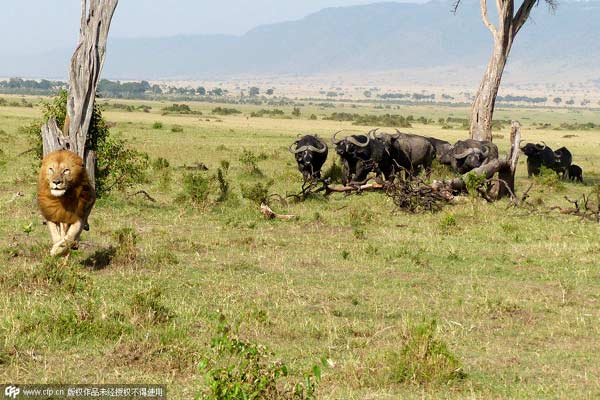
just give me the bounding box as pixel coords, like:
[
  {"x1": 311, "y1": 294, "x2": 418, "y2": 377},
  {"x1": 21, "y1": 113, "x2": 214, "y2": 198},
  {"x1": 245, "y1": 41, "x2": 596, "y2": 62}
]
[
  {"x1": 439, "y1": 139, "x2": 499, "y2": 174},
  {"x1": 289, "y1": 135, "x2": 328, "y2": 181},
  {"x1": 332, "y1": 130, "x2": 395, "y2": 184},
  {"x1": 568, "y1": 164, "x2": 583, "y2": 182}
]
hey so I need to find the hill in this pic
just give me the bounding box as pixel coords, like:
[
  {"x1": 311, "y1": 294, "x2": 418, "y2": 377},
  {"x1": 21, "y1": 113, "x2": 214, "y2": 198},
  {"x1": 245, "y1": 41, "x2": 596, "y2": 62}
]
[{"x1": 2, "y1": 0, "x2": 599, "y2": 82}]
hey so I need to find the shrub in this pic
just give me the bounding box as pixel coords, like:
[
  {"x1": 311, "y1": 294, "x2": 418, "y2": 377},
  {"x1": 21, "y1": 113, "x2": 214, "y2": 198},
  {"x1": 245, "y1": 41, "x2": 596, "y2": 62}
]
[
  {"x1": 239, "y1": 149, "x2": 263, "y2": 176},
  {"x1": 152, "y1": 121, "x2": 163, "y2": 129},
  {"x1": 161, "y1": 104, "x2": 200, "y2": 115},
  {"x1": 198, "y1": 314, "x2": 324, "y2": 399},
  {"x1": 464, "y1": 171, "x2": 488, "y2": 198},
  {"x1": 387, "y1": 320, "x2": 465, "y2": 386},
  {"x1": 177, "y1": 172, "x2": 211, "y2": 204},
  {"x1": 534, "y1": 166, "x2": 565, "y2": 191},
  {"x1": 439, "y1": 213, "x2": 457, "y2": 232},
  {"x1": 171, "y1": 125, "x2": 184, "y2": 133},
  {"x1": 241, "y1": 180, "x2": 273, "y2": 204},
  {"x1": 215, "y1": 168, "x2": 230, "y2": 202},
  {"x1": 212, "y1": 107, "x2": 241, "y2": 116},
  {"x1": 250, "y1": 109, "x2": 285, "y2": 118}
]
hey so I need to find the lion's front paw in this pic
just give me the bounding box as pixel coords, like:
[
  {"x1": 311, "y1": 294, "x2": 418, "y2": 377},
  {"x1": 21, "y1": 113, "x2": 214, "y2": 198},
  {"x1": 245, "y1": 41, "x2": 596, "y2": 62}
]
[{"x1": 50, "y1": 239, "x2": 71, "y2": 257}]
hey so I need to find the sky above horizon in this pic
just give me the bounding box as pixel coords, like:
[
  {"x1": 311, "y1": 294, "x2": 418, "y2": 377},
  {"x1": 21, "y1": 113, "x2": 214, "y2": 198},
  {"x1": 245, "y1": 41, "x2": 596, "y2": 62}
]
[{"x1": 0, "y1": 0, "x2": 426, "y2": 55}]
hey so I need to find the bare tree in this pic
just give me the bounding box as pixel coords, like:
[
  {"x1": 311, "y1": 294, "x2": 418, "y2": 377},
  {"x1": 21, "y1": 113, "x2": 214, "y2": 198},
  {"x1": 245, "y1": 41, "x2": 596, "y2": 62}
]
[
  {"x1": 41, "y1": 0, "x2": 119, "y2": 186},
  {"x1": 454, "y1": 0, "x2": 556, "y2": 141}
]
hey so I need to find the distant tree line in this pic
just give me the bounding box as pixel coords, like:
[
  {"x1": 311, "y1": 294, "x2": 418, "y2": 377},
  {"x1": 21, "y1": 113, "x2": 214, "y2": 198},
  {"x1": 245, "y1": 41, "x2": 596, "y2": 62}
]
[{"x1": 0, "y1": 78, "x2": 65, "y2": 94}]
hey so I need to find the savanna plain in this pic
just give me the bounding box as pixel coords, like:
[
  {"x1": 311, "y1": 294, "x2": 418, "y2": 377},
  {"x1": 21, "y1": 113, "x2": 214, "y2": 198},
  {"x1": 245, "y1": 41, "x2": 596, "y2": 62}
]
[{"x1": 1, "y1": 94, "x2": 600, "y2": 399}]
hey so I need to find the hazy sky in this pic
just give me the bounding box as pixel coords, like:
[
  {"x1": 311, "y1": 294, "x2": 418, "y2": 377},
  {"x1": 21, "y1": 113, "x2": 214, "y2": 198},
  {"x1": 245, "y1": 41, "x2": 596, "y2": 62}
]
[{"x1": 0, "y1": 0, "x2": 423, "y2": 55}]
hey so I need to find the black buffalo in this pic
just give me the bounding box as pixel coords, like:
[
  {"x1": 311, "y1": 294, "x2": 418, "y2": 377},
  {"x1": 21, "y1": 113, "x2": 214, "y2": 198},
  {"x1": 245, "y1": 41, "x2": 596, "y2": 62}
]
[
  {"x1": 521, "y1": 143, "x2": 572, "y2": 178},
  {"x1": 332, "y1": 130, "x2": 395, "y2": 185},
  {"x1": 388, "y1": 130, "x2": 436, "y2": 176},
  {"x1": 426, "y1": 137, "x2": 452, "y2": 160},
  {"x1": 553, "y1": 147, "x2": 573, "y2": 178},
  {"x1": 289, "y1": 135, "x2": 328, "y2": 181},
  {"x1": 439, "y1": 139, "x2": 499, "y2": 174},
  {"x1": 568, "y1": 164, "x2": 583, "y2": 182},
  {"x1": 521, "y1": 143, "x2": 556, "y2": 177}
]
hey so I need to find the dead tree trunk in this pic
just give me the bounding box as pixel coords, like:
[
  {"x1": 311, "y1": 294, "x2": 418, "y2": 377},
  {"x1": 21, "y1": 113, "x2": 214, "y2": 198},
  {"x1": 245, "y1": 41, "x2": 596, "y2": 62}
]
[
  {"x1": 465, "y1": 0, "x2": 552, "y2": 141},
  {"x1": 41, "y1": 0, "x2": 118, "y2": 188},
  {"x1": 433, "y1": 121, "x2": 522, "y2": 201}
]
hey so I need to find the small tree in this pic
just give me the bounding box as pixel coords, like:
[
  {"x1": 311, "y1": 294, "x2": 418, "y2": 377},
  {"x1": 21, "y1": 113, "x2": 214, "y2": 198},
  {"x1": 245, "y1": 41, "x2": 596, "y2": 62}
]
[
  {"x1": 454, "y1": 0, "x2": 557, "y2": 140},
  {"x1": 41, "y1": 0, "x2": 119, "y2": 186},
  {"x1": 249, "y1": 87, "x2": 260, "y2": 97},
  {"x1": 197, "y1": 86, "x2": 206, "y2": 96}
]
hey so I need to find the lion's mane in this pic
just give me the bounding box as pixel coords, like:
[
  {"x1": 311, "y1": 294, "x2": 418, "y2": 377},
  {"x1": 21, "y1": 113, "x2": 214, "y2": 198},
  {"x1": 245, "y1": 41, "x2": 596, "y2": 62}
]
[{"x1": 38, "y1": 150, "x2": 96, "y2": 225}]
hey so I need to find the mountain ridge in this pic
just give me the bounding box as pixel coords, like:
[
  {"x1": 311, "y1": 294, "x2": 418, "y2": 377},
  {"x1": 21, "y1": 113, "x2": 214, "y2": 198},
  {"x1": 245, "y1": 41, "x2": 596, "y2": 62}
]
[{"x1": 2, "y1": 1, "x2": 599, "y2": 82}]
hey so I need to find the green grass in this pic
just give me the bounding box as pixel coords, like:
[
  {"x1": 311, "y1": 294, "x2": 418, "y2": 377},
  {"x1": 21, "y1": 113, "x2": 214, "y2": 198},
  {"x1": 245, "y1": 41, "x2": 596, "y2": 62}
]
[{"x1": 1, "y1": 94, "x2": 600, "y2": 398}]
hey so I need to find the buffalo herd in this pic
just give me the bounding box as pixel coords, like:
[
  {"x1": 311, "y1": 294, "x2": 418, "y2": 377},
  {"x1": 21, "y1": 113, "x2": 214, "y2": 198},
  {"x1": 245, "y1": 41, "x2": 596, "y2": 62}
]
[
  {"x1": 520, "y1": 142, "x2": 582, "y2": 181},
  {"x1": 289, "y1": 130, "x2": 583, "y2": 186}
]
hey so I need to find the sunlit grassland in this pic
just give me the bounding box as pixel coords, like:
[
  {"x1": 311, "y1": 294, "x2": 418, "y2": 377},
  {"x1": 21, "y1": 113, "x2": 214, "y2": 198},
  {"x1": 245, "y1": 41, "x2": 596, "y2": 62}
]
[{"x1": 1, "y1": 94, "x2": 600, "y2": 398}]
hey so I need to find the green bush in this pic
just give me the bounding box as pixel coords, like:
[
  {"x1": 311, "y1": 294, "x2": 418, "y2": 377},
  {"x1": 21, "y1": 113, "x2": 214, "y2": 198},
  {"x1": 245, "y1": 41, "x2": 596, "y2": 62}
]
[
  {"x1": 198, "y1": 314, "x2": 324, "y2": 399},
  {"x1": 177, "y1": 172, "x2": 211, "y2": 204},
  {"x1": 239, "y1": 149, "x2": 263, "y2": 176},
  {"x1": 250, "y1": 109, "x2": 285, "y2": 118},
  {"x1": 212, "y1": 107, "x2": 241, "y2": 116},
  {"x1": 161, "y1": 104, "x2": 200, "y2": 115},
  {"x1": 241, "y1": 180, "x2": 273, "y2": 204},
  {"x1": 216, "y1": 168, "x2": 230, "y2": 202},
  {"x1": 534, "y1": 166, "x2": 565, "y2": 191},
  {"x1": 152, "y1": 121, "x2": 163, "y2": 129}
]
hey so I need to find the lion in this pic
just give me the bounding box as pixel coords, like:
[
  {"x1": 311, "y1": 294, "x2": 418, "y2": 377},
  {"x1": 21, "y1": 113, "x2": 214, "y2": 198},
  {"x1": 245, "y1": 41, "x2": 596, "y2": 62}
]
[{"x1": 38, "y1": 150, "x2": 96, "y2": 256}]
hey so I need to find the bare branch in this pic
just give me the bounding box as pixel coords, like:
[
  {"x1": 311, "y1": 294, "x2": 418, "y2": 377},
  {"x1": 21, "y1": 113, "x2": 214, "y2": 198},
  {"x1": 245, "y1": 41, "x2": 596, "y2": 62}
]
[
  {"x1": 481, "y1": 0, "x2": 498, "y2": 37},
  {"x1": 451, "y1": 0, "x2": 462, "y2": 14},
  {"x1": 512, "y1": 0, "x2": 538, "y2": 35}
]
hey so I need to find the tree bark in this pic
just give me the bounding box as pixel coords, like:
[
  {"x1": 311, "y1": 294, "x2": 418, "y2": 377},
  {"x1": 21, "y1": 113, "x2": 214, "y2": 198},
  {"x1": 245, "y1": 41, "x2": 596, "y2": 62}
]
[
  {"x1": 41, "y1": 0, "x2": 118, "y2": 189},
  {"x1": 469, "y1": 0, "x2": 539, "y2": 141}
]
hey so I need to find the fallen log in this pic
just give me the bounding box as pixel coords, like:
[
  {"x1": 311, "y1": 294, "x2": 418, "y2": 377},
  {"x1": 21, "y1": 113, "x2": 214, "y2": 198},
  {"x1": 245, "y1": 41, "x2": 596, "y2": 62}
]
[
  {"x1": 260, "y1": 203, "x2": 296, "y2": 220},
  {"x1": 431, "y1": 121, "x2": 522, "y2": 201},
  {"x1": 325, "y1": 183, "x2": 385, "y2": 194}
]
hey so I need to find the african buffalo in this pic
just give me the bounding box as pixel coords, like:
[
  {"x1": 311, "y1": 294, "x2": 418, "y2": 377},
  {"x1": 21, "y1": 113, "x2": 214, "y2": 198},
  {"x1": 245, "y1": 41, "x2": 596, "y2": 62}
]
[
  {"x1": 553, "y1": 147, "x2": 573, "y2": 178},
  {"x1": 289, "y1": 135, "x2": 328, "y2": 181},
  {"x1": 389, "y1": 130, "x2": 436, "y2": 175},
  {"x1": 426, "y1": 137, "x2": 452, "y2": 160},
  {"x1": 439, "y1": 139, "x2": 499, "y2": 174},
  {"x1": 332, "y1": 130, "x2": 394, "y2": 184},
  {"x1": 568, "y1": 164, "x2": 583, "y2": 182},
  {"x1": 521, "y1": 143, "x2": 572, "y2": 178}
]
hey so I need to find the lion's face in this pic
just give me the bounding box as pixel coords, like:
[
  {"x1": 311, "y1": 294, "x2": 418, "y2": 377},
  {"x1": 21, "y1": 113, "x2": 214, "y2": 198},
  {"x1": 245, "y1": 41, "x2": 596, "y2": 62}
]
[{"x1": 41, "y1": 151, "x2": 84, "y2": 198}]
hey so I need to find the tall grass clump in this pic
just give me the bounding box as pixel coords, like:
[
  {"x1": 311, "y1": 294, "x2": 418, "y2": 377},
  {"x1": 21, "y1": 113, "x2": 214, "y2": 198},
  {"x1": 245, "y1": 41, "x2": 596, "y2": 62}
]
[{"x1": 387, "y1": 320, "x2": 465, "y2": 386}]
